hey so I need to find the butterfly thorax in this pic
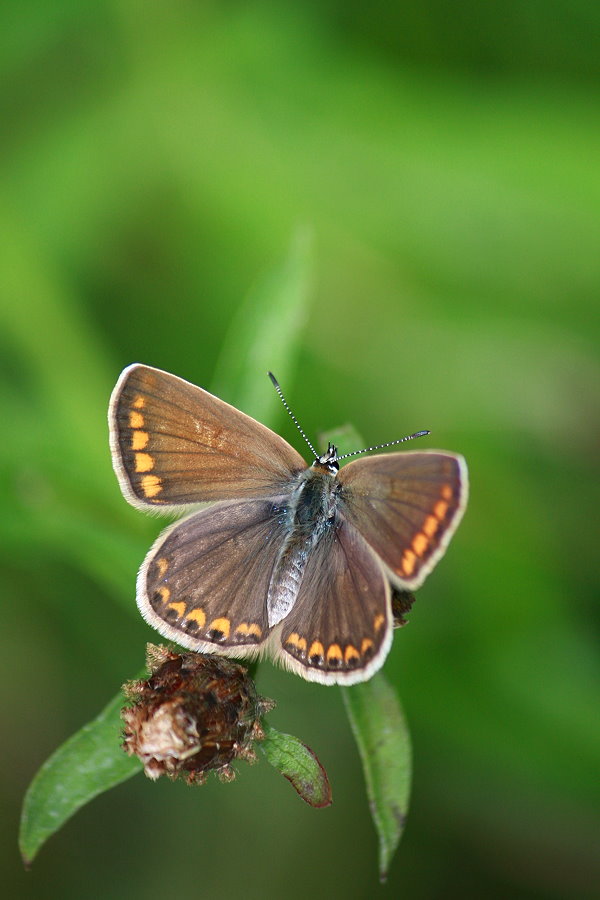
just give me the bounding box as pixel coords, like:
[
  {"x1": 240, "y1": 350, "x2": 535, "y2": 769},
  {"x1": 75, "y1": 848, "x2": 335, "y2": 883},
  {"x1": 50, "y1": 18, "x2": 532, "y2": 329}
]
[{"x1": 266, "y1": 466, "x2": 340, "y2": 628}]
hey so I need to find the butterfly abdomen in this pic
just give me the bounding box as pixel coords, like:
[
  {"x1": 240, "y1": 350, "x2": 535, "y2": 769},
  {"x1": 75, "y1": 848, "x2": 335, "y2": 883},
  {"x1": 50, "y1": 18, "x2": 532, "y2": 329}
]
[{"x1": 266, "y1": 469, "x2": 338, "y2": 629}]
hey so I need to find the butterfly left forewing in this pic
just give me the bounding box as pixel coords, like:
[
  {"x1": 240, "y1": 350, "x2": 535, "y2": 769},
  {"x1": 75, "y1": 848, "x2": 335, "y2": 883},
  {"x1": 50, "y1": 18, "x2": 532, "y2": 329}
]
[
  {"x1": 337, "y1": 450, "x2": 468, "y2": 589},
  {"x1": 138, "y1": 497, "x2": 290, "y2": 657},
  {"x1": 273, "y1": 517, "x2": 392, "y2": 685}
]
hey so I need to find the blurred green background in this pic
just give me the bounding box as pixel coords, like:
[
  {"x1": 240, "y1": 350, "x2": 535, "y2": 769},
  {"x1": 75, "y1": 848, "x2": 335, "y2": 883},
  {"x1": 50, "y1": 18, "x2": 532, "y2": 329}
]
[{"x1": 2, "y1": 1, "x2": 599, "y2": 898}]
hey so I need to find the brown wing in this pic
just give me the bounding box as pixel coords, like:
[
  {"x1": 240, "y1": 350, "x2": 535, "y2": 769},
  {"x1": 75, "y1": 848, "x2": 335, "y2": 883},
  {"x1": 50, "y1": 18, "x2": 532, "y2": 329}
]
[
  {"x1": 109, "y1": 364, "x2": 307, "y2": 510},
  {"x1": 138, "y1": 497, "x2": 291, "y2": 657},
  {"x1": 273, "y1": 517, "x2": 392, "y2": 686},
  {"x1": 336, "y1": 450, "x2": 468, "y2": 589}
]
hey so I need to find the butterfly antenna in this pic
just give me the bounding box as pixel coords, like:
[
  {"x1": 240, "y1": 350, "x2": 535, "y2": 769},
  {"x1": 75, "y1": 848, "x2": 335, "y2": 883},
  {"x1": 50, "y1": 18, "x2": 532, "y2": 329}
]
[
  {"x1": 268, "y1": 372, "x2": 319, "y2": 458},
  {"x1": 336, "y1": 430, "x2": 431, "y2": 461}
]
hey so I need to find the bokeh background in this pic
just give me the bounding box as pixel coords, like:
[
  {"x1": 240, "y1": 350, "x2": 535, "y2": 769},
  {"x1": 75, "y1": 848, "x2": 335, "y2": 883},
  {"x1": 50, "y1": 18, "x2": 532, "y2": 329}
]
[{"x1": 2, "y1": 2, "x2": 599, "y2": 898}]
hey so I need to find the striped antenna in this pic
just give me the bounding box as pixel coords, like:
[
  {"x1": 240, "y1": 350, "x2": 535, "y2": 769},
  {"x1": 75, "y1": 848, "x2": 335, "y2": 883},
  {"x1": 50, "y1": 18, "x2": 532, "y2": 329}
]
[
  {"x1": 268, "y1": 372, "x2": 318, "y2": 459},
  {"x1": 336, "y1": 430, "x2": 430, "y2": 461}
]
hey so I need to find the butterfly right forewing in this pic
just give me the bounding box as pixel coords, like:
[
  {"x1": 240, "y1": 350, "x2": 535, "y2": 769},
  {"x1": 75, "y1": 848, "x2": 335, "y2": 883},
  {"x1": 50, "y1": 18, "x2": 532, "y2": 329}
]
[{"x1": 338, "y1": 450, "x2": 467, "y2": 589}]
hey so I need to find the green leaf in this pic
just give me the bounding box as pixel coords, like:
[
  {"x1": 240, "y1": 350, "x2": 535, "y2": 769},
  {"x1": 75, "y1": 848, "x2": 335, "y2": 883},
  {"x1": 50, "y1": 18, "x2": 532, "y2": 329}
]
[
  {"x1": 19, "y1": 691, "x2": 140, "y2": 865},
  {"x1": 341, "y1": 675, "x2": 412, "y2": 881},
  {"x1": 211, "y1": 226, "x2": 313, "y2": 422},
  {"x1": 260, "y1": 722, "x2": 332, "y2": 808}
]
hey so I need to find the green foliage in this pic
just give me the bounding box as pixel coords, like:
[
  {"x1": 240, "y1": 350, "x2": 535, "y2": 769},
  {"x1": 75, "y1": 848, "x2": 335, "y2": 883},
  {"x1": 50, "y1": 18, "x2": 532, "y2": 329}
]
[{"x1": 19, "y1": 692, "x2": 141, "y2": 867}]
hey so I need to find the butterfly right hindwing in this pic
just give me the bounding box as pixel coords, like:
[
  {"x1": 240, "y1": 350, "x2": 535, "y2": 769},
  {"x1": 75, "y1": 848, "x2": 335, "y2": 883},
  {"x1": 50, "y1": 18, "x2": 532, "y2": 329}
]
[{"x1": 273, "y1": 516, "x2": 392, "y2": 685}]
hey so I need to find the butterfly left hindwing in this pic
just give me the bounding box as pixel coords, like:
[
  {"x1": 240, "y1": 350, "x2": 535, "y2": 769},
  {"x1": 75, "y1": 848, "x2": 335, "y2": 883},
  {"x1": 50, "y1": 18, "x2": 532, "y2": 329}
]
[{"x1": 138, "y1": 497, "x2": 291, "y2": 658}]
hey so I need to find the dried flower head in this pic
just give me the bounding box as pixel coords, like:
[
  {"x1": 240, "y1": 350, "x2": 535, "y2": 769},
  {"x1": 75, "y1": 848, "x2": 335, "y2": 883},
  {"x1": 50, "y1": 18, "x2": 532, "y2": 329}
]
[{"x1": 122, "y1": 644, "x2": 274, "y2": 784}]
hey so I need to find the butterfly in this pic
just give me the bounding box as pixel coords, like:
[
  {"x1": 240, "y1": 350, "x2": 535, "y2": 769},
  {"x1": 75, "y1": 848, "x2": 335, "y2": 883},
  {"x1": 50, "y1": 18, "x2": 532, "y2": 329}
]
[{"x1": 109, "y1": 364, "x2": 468, "y2": 685}]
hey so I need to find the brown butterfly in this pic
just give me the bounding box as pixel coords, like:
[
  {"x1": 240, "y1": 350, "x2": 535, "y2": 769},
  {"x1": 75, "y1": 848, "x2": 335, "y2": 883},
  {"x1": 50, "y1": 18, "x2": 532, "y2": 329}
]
[{"x1": 109, "y1": 365, "x2": 468, "y2": 685}]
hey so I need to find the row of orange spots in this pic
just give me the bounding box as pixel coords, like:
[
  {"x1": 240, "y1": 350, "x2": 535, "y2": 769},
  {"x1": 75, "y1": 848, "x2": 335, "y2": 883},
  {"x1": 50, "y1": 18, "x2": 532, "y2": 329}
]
[
  {"x1": 286, "y1": 634, "x2": 375, "y2": 666},
  {"x1": 159, "y1": 592, "x2": 263, "y2": 644},
  {"x1": 129, "y1": 397, "x2": 148, "y2": 449},
  {"x1": 130, "y1": 399, "x2": 153, "y2": 474},
  {"x1": 126, "y1": 399, "x2": 163, "y2": 498},
  {"x1": 399, "y1": 483, "x2": 454, "y2": 577}
]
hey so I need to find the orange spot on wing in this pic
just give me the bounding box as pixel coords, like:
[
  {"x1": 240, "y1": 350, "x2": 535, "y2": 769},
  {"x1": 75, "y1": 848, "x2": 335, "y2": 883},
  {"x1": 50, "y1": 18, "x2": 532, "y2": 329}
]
[
  {"x1": 156, "y1": 586, "x2": 170, "y2": 603},
  {"x1": 185, "y1": 608, "x2": 206, "y2": 627},
  {"x1": 236, "y1": 622, "x2": 262, "y2": 639},
  {"x1": 441, "y1": 484, "x2": 453, "y2": 500},
  {"x1": 135, "y1": 452, "x2": 154, "y2": 472},
  {"x1": 156, "y1": 558, "x2": 169, "y2": 577},
  {"x1": 423, "y1": 514, "x2": 439, "y2": 538},
  {"x1": 344, "y1": 645, "x2": 360, "y2": 664},
  {"x1": 208, "y1": 617, "x2": 230, "y2": 639},
  {"x1": 412, "y1": 532, "x2": 429, "y2": 556},
  {"x1": 361, "y1": 638, "x2": 374, "y2": 656},
  {"x1": 434, "y1": 500, "x2": 449, "y2": 520},
  {"x1": 141, "y1": 474, "x2": 162, "y2": 497},
  {"x1": 167, "y1": 601, "x2": 186, "y2": 619},
  {"x1": 326, "y1": 643, "x2": 343, "y2": 663},
  {"x1": 129, "y1": 410, "x2": 144, "y2": 429},
  {"x1": 133, "y1": 395, "x2": 145, "y2": 409},
  {"x1": 308, "y1": 641, "x2": 324, "y2": 662},
  {"x1": 131, "y1": 430, "x2": 149, "y2": 450},
  {"x1": 374, "y1": 613, "x2": 386, "y2": 632},
  {"x1": 402, "y1": 549, "x2": 417, "y2": 576}
]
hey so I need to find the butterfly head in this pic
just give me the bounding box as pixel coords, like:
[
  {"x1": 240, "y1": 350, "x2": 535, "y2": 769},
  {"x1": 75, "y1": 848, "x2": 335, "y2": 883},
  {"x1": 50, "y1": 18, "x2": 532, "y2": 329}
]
[{"x1": 313, "y1": 443, "x2": 340, "y2": 475}]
